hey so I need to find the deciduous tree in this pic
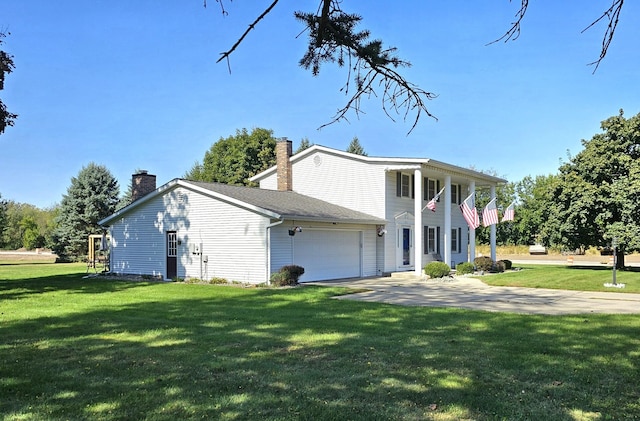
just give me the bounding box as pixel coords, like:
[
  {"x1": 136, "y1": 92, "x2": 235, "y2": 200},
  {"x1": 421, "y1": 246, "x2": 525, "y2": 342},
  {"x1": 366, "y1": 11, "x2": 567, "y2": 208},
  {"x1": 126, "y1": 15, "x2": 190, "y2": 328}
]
[
  {"x1": 0, "y1": 193, "x2": 7, "y2": 247},
  {"x1": 184, "y1": 128, "x2": 277, "y2": 186},
  {"x1": 52, "y1": 163, "x2": 119, "y2": 261},
  {"x1": 543, "y1": 110, "x2": 640, "y2": 267},
  {"x1": 0, "y1": 31, "x2": 17, "y2": 134}
]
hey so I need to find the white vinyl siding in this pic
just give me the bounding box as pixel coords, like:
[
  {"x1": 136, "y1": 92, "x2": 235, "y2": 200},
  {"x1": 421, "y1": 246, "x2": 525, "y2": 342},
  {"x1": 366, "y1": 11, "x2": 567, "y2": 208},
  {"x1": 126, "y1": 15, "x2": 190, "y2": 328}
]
[
  {"x1": 109, "y1": 186, "x2": 269, "y2": 282},
  {"x1": 278, "y1": 150, "x2": 387, "y2": 218}
]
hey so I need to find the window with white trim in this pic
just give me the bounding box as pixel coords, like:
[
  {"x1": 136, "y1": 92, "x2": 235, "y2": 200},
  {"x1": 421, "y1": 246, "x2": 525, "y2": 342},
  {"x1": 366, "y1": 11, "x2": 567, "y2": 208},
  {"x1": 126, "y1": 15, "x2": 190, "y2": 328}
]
[
  {"x1": 451, "y1": 227, "x2": 462, "y2": 253},
  {"x1": 167, "y1": 232, "x2": 177, "y2": 257},
  {"x1": 451, "y1": 183, "x2": 460, "y2": 204},
  {"x1": 396, "y1": 172, "x2": 414, "y2": 198},
  {"x1": 424, "y1": 226, "x2": 440, "y2": 255},
  {"x1": 426, "y1": 178, "x2": 440, "y2": 201}
]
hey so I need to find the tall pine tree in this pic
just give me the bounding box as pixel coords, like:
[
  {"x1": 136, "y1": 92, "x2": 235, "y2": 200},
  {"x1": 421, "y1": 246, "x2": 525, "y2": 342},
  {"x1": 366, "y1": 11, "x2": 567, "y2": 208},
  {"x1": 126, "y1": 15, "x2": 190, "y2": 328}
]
[{"x1": 53, "y1": 163, "x2": 119, "y2": 261}]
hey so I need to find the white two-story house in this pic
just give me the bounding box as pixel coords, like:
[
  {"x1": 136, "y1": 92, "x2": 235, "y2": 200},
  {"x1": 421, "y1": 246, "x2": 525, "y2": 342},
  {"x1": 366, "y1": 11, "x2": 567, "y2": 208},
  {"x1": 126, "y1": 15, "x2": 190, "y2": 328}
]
[
  {"x1": 252, "y1": 139, "x2": 505, "y2": 278},
  {"x1": 99, "y1": 139, "x2": 505, "y2": 283}
]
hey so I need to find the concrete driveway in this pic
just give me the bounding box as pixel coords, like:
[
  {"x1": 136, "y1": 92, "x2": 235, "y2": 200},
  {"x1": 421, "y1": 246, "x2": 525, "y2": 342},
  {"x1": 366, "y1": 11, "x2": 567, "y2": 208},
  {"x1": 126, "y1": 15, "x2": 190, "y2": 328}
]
[{"x1": 308, "y1": 276, "x2": 640, "y2": 315}]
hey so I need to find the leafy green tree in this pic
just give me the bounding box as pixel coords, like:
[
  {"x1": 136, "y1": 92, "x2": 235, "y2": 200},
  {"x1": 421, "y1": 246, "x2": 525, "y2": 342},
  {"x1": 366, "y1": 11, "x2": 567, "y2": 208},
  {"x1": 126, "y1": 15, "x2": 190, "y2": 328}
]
[
  {"x1": 512, "y1": 174, "x2": 559, "y2": 246},
  {"x1": 295, "y1": 137, "x2": 313, "y2": 154},
  {"x1": 20, "y1": 216, "x2": 43, "y2": 250},
  {"x1": 346, "y1": 136, "x2": 368, "y2": 156},
  {"x1": 0, "y1": 201, "x2": 57, "y2": 250},
  {"x1": 2, "y1": 201, "x2": 26, "y2": 249},
  {"x1": 52, "y1": 163, "x2": 119, "y2": 261},
  {"x1": 0, "y1": 31, "x2": 17, "y2": 134},
  {"x1": 0, "y1": 193, "x2": 7, "y2": 247},
  {"x1": 543, "y1": 110, "x2": 640, "y2": 267},
  {"x1": 184, "y1": 128, "x2": 277, "y2": 186}
]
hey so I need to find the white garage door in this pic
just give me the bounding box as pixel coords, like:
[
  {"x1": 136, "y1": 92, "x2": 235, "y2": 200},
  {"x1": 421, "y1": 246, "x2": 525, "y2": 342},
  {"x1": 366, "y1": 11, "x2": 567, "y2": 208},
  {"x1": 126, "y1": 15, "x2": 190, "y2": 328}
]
[{"x1": 293, "y1": 230, "x2": 362, "y2": 282}]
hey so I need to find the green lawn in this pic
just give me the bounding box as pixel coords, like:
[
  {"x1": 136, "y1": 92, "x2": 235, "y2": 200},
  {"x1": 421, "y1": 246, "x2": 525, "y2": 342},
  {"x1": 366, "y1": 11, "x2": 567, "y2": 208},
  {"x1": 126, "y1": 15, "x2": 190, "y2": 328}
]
[
  {"x1": 1, "y1": 263, "x2": 640, "y2": 420},
  {"x1": 482, "y1": 264, "x2": 640, "y2": 293}
]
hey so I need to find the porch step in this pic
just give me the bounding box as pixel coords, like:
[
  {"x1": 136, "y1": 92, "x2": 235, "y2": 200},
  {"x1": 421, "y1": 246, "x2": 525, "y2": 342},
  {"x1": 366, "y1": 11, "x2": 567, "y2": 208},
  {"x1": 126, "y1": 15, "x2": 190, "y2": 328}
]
[{"x1": 388, "y1": 271, "x2": 424, "y2": 280}]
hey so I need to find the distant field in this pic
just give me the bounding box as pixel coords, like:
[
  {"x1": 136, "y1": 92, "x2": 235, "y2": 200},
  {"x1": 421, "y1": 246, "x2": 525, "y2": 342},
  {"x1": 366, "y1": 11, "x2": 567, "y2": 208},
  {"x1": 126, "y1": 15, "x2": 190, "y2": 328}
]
[{"x1": 0, "y1": 251, "x2": 57, "y2": 264}]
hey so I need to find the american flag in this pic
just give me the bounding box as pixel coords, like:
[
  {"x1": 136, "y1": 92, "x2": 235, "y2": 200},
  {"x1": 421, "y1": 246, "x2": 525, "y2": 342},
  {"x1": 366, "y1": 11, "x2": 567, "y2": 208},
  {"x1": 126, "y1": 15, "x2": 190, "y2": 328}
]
[
  {"x1": 425, "y1": 187, "x2": 445, "y2": 212},
  {"x1": 502, "y1": 202, "x2": 515, "y2": 222},
  {"x1": 482, "y1": 198, "x2": 499, "y2": 227},
  {"x1": 460, "y1": 193, "x2": 480, "y2": 229}
]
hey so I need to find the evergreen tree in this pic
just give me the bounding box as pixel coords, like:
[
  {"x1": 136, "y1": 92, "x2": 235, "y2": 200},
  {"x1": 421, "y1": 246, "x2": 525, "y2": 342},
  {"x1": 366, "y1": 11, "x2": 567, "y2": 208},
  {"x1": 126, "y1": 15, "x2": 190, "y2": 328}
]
[
  {"x1": 116, "y1": 168, "x2": 142, "y2": 210},
  {"x1": 184, "y1": 128, "x2": 277, "y2": 186},
  {"x1": 53, "y1": 163, "x2": 119, "y2": 261},
  {"x1": 295, "y1": 137, "x2": 313, "y2": 154},
  {"x1": 346, "y1": 136, "x2": 368, "y2": 156}
]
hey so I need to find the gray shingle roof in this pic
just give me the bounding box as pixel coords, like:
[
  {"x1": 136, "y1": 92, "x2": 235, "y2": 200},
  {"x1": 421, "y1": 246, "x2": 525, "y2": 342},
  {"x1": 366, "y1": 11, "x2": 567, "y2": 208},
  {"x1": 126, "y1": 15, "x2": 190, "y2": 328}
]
[{"x1": 187, "y1": 180, "x2": 385, "y2": 224}]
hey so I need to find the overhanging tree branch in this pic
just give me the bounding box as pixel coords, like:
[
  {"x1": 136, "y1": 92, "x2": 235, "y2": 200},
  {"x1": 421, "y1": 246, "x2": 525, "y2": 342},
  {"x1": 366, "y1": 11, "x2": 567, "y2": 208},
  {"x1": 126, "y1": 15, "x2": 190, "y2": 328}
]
[
  {"x1": 214, "y1": 0, "x2": 436, "y2": 134},
  {"x1": 487, "y1": 0, "x2": 529, "y2": 45},
  {"x1": 490, "y1": 0, "x2": 625, "y2": 71},
  {"x1": 582, "y1": 0, "x2": 624, "y2": 72},
  {"x1": 216, "y1": 0, "x2": 280, "y2": 70}
]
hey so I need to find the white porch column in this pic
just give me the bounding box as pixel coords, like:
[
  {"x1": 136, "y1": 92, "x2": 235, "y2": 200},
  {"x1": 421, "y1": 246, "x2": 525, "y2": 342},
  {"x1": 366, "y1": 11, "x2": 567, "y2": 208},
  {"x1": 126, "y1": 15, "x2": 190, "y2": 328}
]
[
  {"x1": 443, "y1": 175, "x2": 452, "y2": 268},
  {"x1": 414, "y1": 168, "x2": 423, "y2": 277},
  {"x1": 469, "y1": 181, "x2": 476, "y2": 263},
  {"x1": 490, "y1": 185, "x2": 497, "y2": 261}
]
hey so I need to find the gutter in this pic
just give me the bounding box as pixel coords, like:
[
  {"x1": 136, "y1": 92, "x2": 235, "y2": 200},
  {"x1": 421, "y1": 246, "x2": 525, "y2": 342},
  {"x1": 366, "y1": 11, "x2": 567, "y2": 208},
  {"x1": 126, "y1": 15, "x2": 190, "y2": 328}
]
[{"x1": 265, "y1": 219, "x2": 284, "y2": 285}]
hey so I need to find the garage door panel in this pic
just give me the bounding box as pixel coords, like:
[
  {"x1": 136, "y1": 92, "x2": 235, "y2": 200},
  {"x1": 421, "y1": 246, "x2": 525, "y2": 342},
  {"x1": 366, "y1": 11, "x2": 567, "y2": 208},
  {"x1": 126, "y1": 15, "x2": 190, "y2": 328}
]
[{"x1": 294, "y1": 230, "x2": 361, "y2": 282}]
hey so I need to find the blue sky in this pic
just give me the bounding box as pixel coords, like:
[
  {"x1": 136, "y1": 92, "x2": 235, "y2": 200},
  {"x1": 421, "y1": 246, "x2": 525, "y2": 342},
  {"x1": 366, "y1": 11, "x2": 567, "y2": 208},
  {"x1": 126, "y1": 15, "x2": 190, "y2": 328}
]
[{"x1": 1, "y1": 1, "x2": 639, "y2": 208}]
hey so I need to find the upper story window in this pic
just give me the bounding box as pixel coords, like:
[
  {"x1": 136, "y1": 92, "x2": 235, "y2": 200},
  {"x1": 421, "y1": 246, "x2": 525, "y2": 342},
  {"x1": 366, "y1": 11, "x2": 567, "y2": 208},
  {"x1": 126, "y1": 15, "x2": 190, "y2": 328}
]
[
  {"x1": 451, "y1": 183, "x2": 461, "y2": 204},
  {"x1": 396, "y1": 172, "x2": 414, "y2": 198},
  {"x1": 425, "y1": 178, "x2": 440, "y2": 201}
]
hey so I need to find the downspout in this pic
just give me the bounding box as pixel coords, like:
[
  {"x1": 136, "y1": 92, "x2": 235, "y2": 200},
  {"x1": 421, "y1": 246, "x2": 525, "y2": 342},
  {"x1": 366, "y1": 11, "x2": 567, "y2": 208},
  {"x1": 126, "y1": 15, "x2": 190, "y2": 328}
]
[{"x1": 266, "y1": 219, "x2": 284, "y2": 285}]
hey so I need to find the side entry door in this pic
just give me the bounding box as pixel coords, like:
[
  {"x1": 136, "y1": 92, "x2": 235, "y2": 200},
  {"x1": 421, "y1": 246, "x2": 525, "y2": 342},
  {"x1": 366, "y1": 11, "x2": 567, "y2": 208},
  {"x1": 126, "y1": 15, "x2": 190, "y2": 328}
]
[{"x1": 167, "y1": 231, "x2": 177, "y2": 279}]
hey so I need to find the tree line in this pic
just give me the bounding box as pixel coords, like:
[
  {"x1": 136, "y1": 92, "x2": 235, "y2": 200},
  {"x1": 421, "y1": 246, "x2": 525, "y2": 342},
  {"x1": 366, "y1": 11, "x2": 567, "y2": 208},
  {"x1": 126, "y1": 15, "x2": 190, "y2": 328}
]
[{"x1": 2, "y1": 110, "x2": 639, "y2": 265}]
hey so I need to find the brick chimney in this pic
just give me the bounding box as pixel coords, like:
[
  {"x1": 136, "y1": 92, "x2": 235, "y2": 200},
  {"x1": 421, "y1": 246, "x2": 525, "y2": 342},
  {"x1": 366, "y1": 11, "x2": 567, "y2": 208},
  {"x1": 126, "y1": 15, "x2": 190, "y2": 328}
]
[
  {"x1": 276, "y1": 137, "x2": 293, "y2": 191},
  {"x1": 131, "y1": 170, "x2": 156, "y2": 202}
]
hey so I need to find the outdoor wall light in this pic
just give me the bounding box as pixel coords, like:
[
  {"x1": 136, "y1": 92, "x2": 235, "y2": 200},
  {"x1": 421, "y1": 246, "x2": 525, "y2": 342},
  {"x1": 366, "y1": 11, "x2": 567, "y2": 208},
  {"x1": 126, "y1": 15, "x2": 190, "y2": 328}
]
[
  {"x1": 288, "y1": 226, "x2": 303, "y2": 236},
  {"x1": 377, "y1": 226, "x2": 387, "y2": 237}
]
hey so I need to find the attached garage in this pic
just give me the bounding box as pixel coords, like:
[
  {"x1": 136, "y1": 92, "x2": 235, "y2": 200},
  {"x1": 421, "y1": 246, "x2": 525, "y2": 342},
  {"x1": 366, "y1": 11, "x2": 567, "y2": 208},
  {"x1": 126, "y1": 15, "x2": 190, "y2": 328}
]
[
  {"x1": 101, "y1": 179, "x2": 384, "y2": 284},
  {"x1": 293, "y1": 230, "x2": 362, "y2": 282}
]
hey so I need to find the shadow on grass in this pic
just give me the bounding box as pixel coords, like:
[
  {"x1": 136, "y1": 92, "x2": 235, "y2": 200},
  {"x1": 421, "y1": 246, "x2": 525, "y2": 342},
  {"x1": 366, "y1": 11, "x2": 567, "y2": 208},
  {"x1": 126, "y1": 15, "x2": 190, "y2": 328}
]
[
  {"x1": 1, "y1": 278, "x2": 639, "y2": 419},
  {"x1": 0, "y1": 272, "x2": 158, "y2": 300}
]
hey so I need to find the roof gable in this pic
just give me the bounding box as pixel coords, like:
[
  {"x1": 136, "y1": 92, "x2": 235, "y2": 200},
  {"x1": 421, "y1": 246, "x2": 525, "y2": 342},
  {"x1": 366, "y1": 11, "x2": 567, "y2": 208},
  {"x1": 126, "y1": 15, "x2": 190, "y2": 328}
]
[
  {"x1": 99, "y1": 179, "x2": 385, "y2": 226},
  {"x1": 249, "y1": 144, "x2": 507, "y2": 185}
]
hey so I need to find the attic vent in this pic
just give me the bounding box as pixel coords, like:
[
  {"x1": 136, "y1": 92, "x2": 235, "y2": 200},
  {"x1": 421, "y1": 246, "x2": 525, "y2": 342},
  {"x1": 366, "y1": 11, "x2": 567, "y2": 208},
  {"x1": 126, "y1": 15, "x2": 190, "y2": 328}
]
[
  {"x1": 177, "y1": 191, "x2": 185, "y2": 204},
  {"x1": 313, "y1": 154, "x2": 323, "y2": 167}
]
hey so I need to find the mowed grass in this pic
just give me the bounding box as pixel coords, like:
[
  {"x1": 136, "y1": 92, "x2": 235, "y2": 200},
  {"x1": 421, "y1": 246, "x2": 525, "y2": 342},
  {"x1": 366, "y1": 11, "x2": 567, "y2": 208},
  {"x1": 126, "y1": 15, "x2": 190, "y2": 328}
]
[
  {"x1": 1, "y1": 263, "x2": 640, "y2": 420},
  {"x1": 483, "y1": 264, "x2": 640, "y2": 293}
]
